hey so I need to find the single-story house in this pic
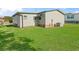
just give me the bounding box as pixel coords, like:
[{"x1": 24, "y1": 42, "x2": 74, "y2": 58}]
[
  {"x1": 12, "y1": 9, "x2": 65, "y2": 28},
  {"x1": 65, "y1": 13, "x2": 79, "y2": 23}
]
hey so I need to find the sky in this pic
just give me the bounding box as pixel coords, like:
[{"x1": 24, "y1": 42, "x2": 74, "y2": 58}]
[
  {"x1": 0, "y1": 0, "x2": 78, "y2": 16},
  {"x1": 0, "y1": 8, "x2": 78, "y2": 16},
  {"x1": 0, "y1": 8, "x2": 79, "y2": 16},
  {"x1": 0, "y1": 0, "x2": 79, "y2": 16},
  {"x1": 22, "y1": 8, "x2": 79, "y2": 13}
]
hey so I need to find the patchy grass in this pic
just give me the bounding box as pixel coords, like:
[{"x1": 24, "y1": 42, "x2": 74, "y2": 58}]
[{"x1": 0, "y1": 24, "x2": 79, "y2": 51}]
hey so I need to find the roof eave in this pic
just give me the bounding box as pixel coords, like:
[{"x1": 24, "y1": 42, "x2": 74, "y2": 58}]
[
  {"x1": 12, "y1": 12, "x2": 39, "y2": 17},
  {"x1": 39, "y1": 9, "x2": 65, "y2": 15}
]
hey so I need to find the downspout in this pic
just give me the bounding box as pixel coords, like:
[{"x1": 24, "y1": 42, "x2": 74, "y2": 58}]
[{"x1": 21, "y1": 15, "x2": 23, "y2": 28}]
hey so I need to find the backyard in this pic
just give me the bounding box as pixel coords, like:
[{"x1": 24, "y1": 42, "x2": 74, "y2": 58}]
[{"x1": 0, "y1": 24, "x2": 79, "y2": 51}]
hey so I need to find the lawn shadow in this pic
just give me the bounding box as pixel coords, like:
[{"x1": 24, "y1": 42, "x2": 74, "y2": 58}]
[
  {"x1": 5, "y1": 25, "x2": 17, "y2": 27},
  {"x1": 0, "y1": 31, "x2": 36, "y2": 51}
]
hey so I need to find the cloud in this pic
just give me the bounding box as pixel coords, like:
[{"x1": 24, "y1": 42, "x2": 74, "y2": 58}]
[
  {"x1": 0, "y1": 8, "x2": 23, "y2": 16},
  {"x1": 74, "y1": 11, "x2": 79, "y2": 13}
]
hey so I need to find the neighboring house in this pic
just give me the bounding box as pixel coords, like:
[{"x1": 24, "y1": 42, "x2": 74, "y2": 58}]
[
  {"x1": 12, "y1": 10, "x2": 65, "y2": 28},
  {"x1": 65, "y1": 13, "x2": 79, "y2": 23},
  {"x1": 0, "y1": 17, "x2": 4, "y2": 25}
]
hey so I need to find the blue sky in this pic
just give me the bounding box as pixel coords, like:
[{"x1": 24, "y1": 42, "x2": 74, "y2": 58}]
[
  {"x1": 22, "y1": 8, "x2": 79, "y2": 13},
  {"x1": 0, "y1": 8, "x2": 79, "y2": 16},
  {"x1": 23, "y1": 8, "x2": 79, "y2": 13}
]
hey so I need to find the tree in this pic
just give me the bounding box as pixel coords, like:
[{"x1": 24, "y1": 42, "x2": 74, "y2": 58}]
[{"x1": 4, "y1": 16, "x2": 13, "y2": 23}]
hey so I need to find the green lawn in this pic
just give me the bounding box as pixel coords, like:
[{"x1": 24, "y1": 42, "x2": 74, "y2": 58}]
[{"x1": 0, "y1": 24, "x2": 79, "y2": 51}]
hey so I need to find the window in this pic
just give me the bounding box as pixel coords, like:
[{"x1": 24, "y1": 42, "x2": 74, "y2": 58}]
[
  {"x1": 35, "y1": 17, "x2": 37, "y2": 20},
  {"x1": 23, "y1": 15, "x2": 27, "y2": 20},
  {"x1": 35, "y1": 16, "x2": 41, "y2": 20},
  {"x1": 38, "y1": 17, "x2": 41, "y2": 20},
  {"x1": 67, "y1": 14, "x2": 74, "y2": 19}
]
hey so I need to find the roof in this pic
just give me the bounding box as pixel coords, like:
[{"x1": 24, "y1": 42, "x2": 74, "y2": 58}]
[
  {"x1": 12, "y1": 12, "x2": 39, "y2": 17},
  {"x1": 65, "y1": 13, "x2": 79, "y2": 15},
  {"x1": 40, "y1": 9, "x2": 65, "y2": 15},
  {"x1": 12, "y1": 9, "x2": 65, "y2": 17},
  {"x1": 74, "y1": 13, "x2": 79, "y2": 15}
]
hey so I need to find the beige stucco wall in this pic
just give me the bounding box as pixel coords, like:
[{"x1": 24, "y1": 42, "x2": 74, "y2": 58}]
[
  {"x1": 13, "y1": 14, "x2": 37, "y2": 28},
  {"x1": 45, "y1": 11, "x2": 64, "y2": 28},
  {"x1": 20, "y1": 14, "x2": 37, "y2": 28}
]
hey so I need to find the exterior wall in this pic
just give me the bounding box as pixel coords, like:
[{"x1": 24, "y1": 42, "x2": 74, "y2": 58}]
[
  {"x1": 13, "y1": 15, "x2": 20, "y2": 27},
  {"x1": 45, "y1": 11, "x2": 64, "y2": 28},
  {"x1": 65, "y1": 13, "x2": 79, "y2": 23},
  {"x1": 74, "y1": 14, "x2": 79, "y2": 21},
  {"x1": 38, "y1": 13, "x2": 45, "y2": 27},
  {"x1": 19, "y1": 14, "x2": 37, "y2": 28},
  {"x1": 65, "y1": 13, "x2": 75, "y2": 21}
]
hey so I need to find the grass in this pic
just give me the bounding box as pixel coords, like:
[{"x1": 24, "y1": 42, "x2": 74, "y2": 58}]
[{"x1": 0, "y1": 24, "x2": 79, "y2": 51}]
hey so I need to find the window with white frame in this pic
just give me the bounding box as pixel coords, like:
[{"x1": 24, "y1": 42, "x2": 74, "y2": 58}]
[{"x1": 67, "y1": 14, "x2": 74, "y2": 19}]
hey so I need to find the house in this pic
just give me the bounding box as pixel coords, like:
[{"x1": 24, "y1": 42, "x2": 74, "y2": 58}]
[
  {"x1": 65, "y1": 13, "x2": 79, "y2": 23},
  {"x1": 0, "y1": 16, "x2": 13, "y2": 25},
  {"x1": 12, "y1": 10, "x2": 65, "y2": 28}
]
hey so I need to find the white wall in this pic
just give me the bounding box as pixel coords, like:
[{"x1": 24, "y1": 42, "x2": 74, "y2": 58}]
[
  {"x1": 45, "y1": 11, "x2": 64, "y2": 27},
  {"x1": 65, "y1": 13, "x2": 79, "y2": 21},
  {"x1": 74, "y1": 14, "x2": 79, "y2": 21},
  {"x1": 20, "y1": 14, "x2": 37, "y2": 27},
  {"x1": 13, "y1": 15, "x2": 20, "y2": 27}
]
